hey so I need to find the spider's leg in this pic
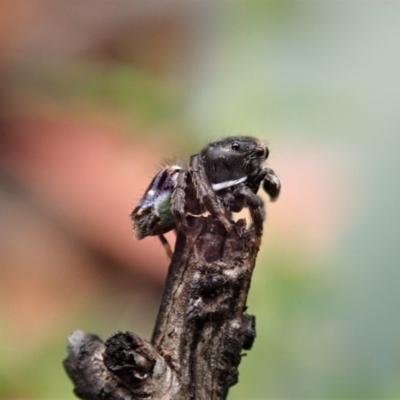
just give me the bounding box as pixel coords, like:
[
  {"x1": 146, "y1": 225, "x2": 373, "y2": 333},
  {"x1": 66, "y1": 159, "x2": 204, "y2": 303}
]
[
  {"x1": 250, "y1": 168, "x2": 269, "y2": 191},
  {"x1": 247, "y1": 194, "x2": 265, "y2": 230},
  {"x1": 224, "y1": 208, "x2": 233, "y2": 220},
  {"x1": 232, "y1": 185, "x2": 264, "y2": 237},
  {"x1": 171, "y1": 170, "x2": 189, "y2": 231},
  {"x1": 223, "y1": 190, "x2": 244, "y2": 213},
  {"x1": 190, "y1": 154, "x2": 231, "y2": 231},
  {"x1": 157, "y1": 234, "x2": 173, "y2": 259},
  {"x1": 221, "y1": 192, "x2": 234, "y2": 219},
  {"x1": 262, "y1": 167, "x2": 281, "y2": 201},
  {"x1": 257, "y1": 194, "x2": 266, "y2": 222},
  {"x1": 225, "y1": 182, "x2": 265, "y2": 230}
]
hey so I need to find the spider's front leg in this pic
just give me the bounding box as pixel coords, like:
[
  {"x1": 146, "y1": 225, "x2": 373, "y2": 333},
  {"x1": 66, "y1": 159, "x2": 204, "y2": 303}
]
[
  {"x1": 190, "y1": 154, "x2": 231, "y2": 232},
  {"x1": 248, "y1": 167, "x2": 269, "y2": 193},
  {"x1": 232, "y1": 184, "x2": 264, "y2": 237},
  {"x1": 262, "y1": 167, "x2": 281, "y2": 201},
  {"x1": 224, "y1": 187, "x2": 266, "y2": 230},
  {"x1": 170, "y1": 169, "x2": 190, "y2": 232}
]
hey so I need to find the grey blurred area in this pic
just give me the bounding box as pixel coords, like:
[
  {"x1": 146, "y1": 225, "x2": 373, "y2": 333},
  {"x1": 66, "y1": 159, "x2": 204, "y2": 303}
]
[{"x1": 0, "y1": 1, "x2": 399, "y2": 398}]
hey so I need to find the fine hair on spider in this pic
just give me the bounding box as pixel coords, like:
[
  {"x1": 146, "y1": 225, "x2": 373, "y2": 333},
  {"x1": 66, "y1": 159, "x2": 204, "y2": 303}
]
[{"x1": 131, "y1": 136, "x2": 281, "y2": 258}]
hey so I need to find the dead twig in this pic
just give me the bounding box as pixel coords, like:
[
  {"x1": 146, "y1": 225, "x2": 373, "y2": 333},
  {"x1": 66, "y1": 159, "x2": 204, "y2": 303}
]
[{"x1": 64, "y1": 215, "x2": 261, "y2": 399}]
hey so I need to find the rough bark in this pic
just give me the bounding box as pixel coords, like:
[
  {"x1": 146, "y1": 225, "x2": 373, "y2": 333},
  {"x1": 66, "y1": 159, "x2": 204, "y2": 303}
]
[{"x1": 64, "y1": 215, "x2": 261, "y2": 399}]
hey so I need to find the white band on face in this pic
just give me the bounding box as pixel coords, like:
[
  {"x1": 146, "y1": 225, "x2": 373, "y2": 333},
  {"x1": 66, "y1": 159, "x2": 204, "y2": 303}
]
[{"x1": 212, "y1": 176, "x2": 247, "y2": 191}]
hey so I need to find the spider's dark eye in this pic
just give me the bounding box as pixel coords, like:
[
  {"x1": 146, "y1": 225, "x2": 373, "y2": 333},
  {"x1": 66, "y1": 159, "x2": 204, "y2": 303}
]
[
  {"x1": 231, "y1": 142, "x2": 240, "y2": 151},
  {"x1": 265, "y1": 147, "x2": 270, "y2": 159}
]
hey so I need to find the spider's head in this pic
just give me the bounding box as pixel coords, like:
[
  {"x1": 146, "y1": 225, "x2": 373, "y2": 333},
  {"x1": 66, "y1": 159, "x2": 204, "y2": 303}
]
[{"x1": 201, "y1": 136, "x2": 268, "y2": 185}]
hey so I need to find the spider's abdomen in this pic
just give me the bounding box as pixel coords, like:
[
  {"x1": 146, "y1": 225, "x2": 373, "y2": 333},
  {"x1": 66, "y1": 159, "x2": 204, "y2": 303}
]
[{"x1": 131, "y1": 166, "x2": 181, "y2": 238}]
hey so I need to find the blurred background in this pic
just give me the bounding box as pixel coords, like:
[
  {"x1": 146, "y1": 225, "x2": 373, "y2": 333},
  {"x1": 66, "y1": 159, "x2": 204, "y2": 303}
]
[{"x1": 0, "y1": 1, "x2": 399, "y2": 398}]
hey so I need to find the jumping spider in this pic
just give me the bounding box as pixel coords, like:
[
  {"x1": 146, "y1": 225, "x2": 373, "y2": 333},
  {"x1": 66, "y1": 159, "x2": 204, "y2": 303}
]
[{"x1": 131, "y1": 136, "x2": 281, "y2": 258}]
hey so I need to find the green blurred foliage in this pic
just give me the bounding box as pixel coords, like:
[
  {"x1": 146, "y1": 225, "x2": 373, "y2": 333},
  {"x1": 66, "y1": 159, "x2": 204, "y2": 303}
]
[{"x1": 9, "y1": 61, "x2": 186, "y2": 131}]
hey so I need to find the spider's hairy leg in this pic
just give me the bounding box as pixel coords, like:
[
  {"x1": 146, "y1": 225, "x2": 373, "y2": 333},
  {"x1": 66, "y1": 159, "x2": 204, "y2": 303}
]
[
  {"x1": 190, "y1": 154, "x2": 231, "y2": 232},
  {"x1": 247, "y1": 194, "x2": 265, "y2": 231},
  {"x1": 223, "y1": 184, "x2": 266, "y2": 230},
  {"x1": 249, "y1": 167, "x2": 268, "y2": 190},
  {"x1": 157, "y1": 234, "x2": 173, "y2": 259},
  {"x1": 257, "y1": 194, "x2": 266, "y2": 222},
  {"x1": 171, "y1": 169, "x2": 189, "y2": 231},
  {"x1": 223, "y1": 191, "x2": 245, "y2": 213},
  {"x1": 262, "y1": 167, "x2": 281, "y2": 201},
  {"x1": 232, "y1": 185, "x2": 264, "y2": 237}
]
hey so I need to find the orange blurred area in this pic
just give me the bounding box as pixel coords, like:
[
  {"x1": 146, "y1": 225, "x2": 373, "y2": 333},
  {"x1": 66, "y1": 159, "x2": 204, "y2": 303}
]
[{"x1": 0, "y1": 2, "x2": 196, "y2": 395}]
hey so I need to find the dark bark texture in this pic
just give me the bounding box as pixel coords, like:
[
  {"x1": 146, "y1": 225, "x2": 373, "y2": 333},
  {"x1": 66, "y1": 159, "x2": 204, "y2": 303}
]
[{"x1": 64, "y1": 215, "x2": 261, "y2": 400}]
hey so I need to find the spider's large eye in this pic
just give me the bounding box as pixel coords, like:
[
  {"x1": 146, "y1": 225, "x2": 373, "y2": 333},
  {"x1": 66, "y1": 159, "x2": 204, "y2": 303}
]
[{"x1": 231, "y1": 142, "x2": 240, "y2": 151}]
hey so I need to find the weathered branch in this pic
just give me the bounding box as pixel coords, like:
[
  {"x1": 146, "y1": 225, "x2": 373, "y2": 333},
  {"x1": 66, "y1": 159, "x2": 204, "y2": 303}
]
[{"x1": 64, "y1": 215, "x2": 261, "y2": 399}]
